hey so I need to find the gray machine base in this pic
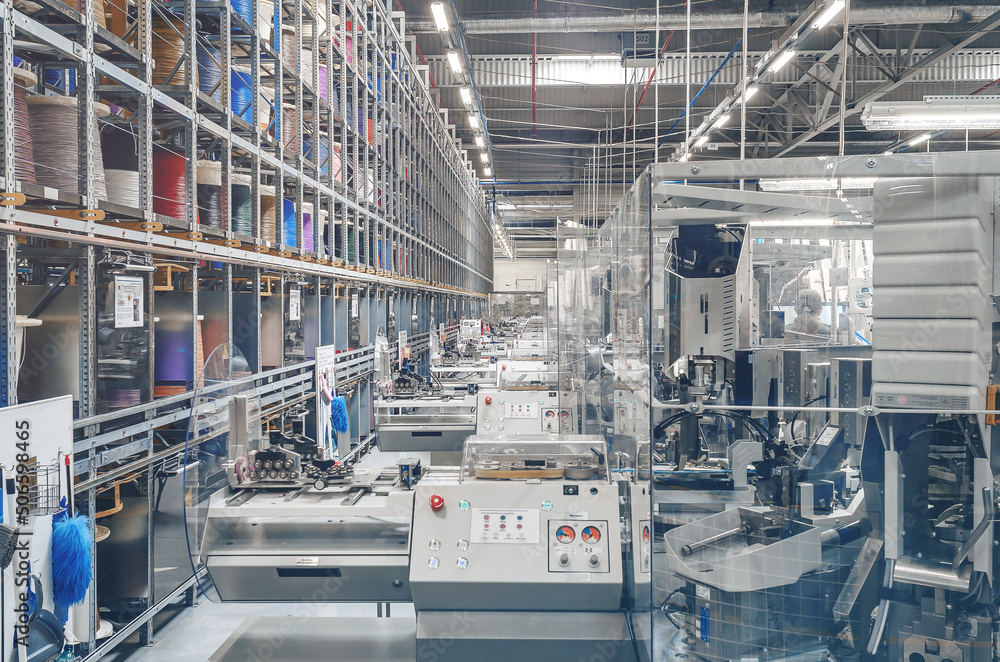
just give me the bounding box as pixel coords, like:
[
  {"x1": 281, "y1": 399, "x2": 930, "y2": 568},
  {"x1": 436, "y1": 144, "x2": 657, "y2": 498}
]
[
  {"x1": 208, "y1": 617, "x2": 416, "y2": 662},
  {"x1": 416, "y1": 611, "x2": 638, "y2": 662}
]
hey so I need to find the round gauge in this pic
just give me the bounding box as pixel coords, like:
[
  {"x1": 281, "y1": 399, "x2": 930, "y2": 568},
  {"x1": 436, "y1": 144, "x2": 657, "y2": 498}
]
[
  {"x1": 581, "y1": 526, "x2": 601, "y2": 544},
  {"x1": 642, "y1": 525, "x2": 650, "y2": 543},
  {"x1": 556, "y1": 525, "x2": 576, "y2": 544},
  {"x1": 544, "y1": 410, "x2": 555, "y2": 418},
  {"x1": 559, "y1": 410, "x2": 570, "y2": 418}
]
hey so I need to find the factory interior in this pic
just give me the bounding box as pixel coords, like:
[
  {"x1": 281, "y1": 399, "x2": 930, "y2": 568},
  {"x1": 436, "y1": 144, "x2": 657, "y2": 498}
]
[{"x1": 2, "y1": 0, "x2": 1000, "y2": 660}]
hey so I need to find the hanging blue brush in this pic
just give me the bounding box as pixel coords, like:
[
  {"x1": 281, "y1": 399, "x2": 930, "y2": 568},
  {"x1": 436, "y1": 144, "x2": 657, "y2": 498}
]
[
  {"x1": 331, "y1": 395, "x2": 349, "y2": 434},
  {"x1": 51, "y1": 454, "x2": 92, "y2": 615}
]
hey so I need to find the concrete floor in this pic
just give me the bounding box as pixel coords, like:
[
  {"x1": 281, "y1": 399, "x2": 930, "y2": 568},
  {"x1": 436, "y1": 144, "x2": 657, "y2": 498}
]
[{"x1": 122, "y1": 601, "x2": 416, "y2": 662}]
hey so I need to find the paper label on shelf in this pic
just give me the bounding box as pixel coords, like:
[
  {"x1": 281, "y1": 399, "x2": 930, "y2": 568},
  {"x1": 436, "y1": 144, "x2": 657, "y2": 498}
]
[
  {"x1": 289, "y1": 288, "x2": 302, "y2": 321},
  {"x1": 352, "y1": 293, "x2": 359, "y2": 318},
  {"x1": 114, "y1": 276, "x2": 144, "y2": 329}
]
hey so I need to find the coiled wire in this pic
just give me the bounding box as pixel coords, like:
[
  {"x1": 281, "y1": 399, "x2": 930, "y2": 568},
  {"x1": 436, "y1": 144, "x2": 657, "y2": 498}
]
[
  {"x1": 259, "y1": 185, "x2": 276, "y2": 242},
  {"x1": 12, "y1": 68, "x2": 37, "y2": 186},
  {"x1": 152, "y1": 13, "x2": 196, "y2": 86},
  {"x1": 196, "y1": 44, "x2": 223, "y2": 102},
  {"x1": 27, "y1": 95, "x2": 109, "y2": 200},
  {"x1": 104, "y1": 169, "x2": 140, "y2": 208},
  {"x1": 231, "y1": 173, "x2": 252, "y2": 236},
  {"x1": 153, "y1": 145, "x2": 193, "y2": 221},
  {"x1": 196, "y1": 160, "x2": 222, "y2": 230},
  {"x1": 282, "y1": 198, "x2": 297, "y2": 247},
  {"x1": 58, "y1": 0, "x2": 107, "y2": 29}
]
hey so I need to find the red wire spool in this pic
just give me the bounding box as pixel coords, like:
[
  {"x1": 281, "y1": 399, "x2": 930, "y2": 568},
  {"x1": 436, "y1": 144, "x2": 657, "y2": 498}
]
[{"x1": 153, "y1": 146, "x2": 197, "y2": 222}]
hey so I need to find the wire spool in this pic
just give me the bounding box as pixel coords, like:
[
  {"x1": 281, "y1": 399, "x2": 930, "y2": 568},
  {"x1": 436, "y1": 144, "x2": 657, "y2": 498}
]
[
  {"x1": 281, "y1": 198, "x2": 297, "y2": 247},
  {"x1": 104, "y1": 169, "x2": 140, "y2": 208},
  {"x1": 43, "y1": 68, "x2": 77, "y2": 94},
  {"x1": 301, "y1": 202, "x2": 313, "y2": 252},
  {"x1": 197, "y1": 44, "x2": 223, "y2": 102},
  {"x1": 196, "y1": 160, "x2": 223, "y2": 230},
  {"x1": 281, "y1": 103, "x2": 299, "y2": 154},
  {"x1": 231, "y1": 173, "x2": 252, "y2": 236},
  {"x1": 258, "y1": 0, "x2": 275, "y2": 40},
  {"x1": 57, "y1": 0, "x2": 107, "y2": 29},
  {"x1": 259, "y1": 184, "x2": 276, "y2": 242},
  {"x1": 278, "y1": 26, "x2": 296, "y2": 73},
  {"x1": 101, "y1": 121, "x2": 140, "y2": 170},
  {"x1": 230, "y1": 66, "x2": 253, "y2": 122},
  {"x1": 12, "y1": 67, "x2": 37, "y2": 186},
  {"x1": 298, "y1": 0, "x2": 328, "y2": 41},
  {"x1": 302, "y1": 133, "x2": 329, "y2": 175},
  {"x1": 229, "y1": 0, "x2": 252, "y2": 29},
  {"x1": 259, "y1": 83, "x2": 275, "y2": 133},
  {"x1": 152, "y1": 13, "x2": 197, "y2": 87},
  {"x1": 27, "y1": 95, "x2": 110, "y2": 200},
  {"x1": 153, "y1": 146, "x2": 195, "y2": 221}
]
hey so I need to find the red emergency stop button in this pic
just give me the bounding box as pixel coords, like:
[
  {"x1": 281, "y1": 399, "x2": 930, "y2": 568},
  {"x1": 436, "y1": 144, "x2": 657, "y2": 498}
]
[
  {"x1": 429, "y1": 494, "x2": 445, "y2": 512},
  {"x1": 501, "y1": 364, "x2": 507, "y2": 370},
  {"x1": 485, "y1": 396, "x2": 492, "y2": 405}
]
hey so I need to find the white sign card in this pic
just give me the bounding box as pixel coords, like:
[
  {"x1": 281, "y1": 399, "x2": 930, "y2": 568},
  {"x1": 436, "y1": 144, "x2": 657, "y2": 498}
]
[
  {"x1": 114, "y1": 276, "x2": 144, "y2": 328},
  {"x1": 289, "y1": 288, "x2": 302, "y2": 321}
]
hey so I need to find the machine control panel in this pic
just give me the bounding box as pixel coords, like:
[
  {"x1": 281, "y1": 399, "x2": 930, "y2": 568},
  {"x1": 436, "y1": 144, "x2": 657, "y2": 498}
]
[
  {"x1": 409, "y1": 481, "x2": 624, "y2": 612},
  {"x1": 471, "y1": 508, "x2": 540, "y2": 544},
  {"x1": 548, "y1": 520, "x2": 611, "y2": 573},
  {"x1": 477, "y1": 390, "x2": 579, "y2": 436}
]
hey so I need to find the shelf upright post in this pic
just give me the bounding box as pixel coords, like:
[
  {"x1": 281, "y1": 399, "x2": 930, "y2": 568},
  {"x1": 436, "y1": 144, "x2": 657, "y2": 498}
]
[
  {"x1": 273, "y1": 0, "x2": 284, "y2": 248},
  {"x1": 138, "y1": 0, "x2": 153, "y2": 218},
  {"x1": 184, "y1": 0, "x2": 197, "y2": 230},
  {"x1": 1, "y1": 0, "x2": 16, "y2": 408},
  {"x1": 250, "y1": 0, "x2": 261, "y2": 246},
  {"x1": 292, "y1": 0, "x2": 304, "y2": 252},
  {"x1": 221, "y1": 0, "x2": 233, "y2": 238}
]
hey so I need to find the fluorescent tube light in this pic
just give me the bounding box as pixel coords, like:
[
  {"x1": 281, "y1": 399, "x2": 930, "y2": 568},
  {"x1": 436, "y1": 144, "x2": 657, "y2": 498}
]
[
  {"x1": 447, "y1": 51, "x2": 462, "y2": 73},
  {"x1": 430, "y1": 2, "x2": 449, "y2": 31},
  {"x1": 861, "y1": 97, "x2": 1000, "y2": 130},
  {"x1": 768, "y1": 49, "x2": 795, "y2": 73},
  {"x1": 475, "y1": 136, "x2": 484, "y2": 147},
  {"x1": 908, "y1": 132, "x2": 932, "y2": 146},
  {"x1": 812, "y1": 0, "x2": 846, "y2": 30},
  {"x1": 469, "y1": 114, "x2": 479, "y2": 129},
  {"x1": 459, "y1": 87, "x2": 472, "y2": 104}
]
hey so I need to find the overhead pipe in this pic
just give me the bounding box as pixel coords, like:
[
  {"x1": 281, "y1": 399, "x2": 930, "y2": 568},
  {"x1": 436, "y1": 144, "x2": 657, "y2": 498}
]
[{"x1": 409, "y1": 6, "x2": 997, "y2": 34}]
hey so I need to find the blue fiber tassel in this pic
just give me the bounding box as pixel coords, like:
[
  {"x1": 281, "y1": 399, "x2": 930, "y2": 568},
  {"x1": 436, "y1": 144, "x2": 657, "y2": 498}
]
[
  {"x1": 331, "y1": 396, "x2": 349, "y2": 433},
  {"x1": 51, "y1": 513, "x2": 93, "y2": 608}
]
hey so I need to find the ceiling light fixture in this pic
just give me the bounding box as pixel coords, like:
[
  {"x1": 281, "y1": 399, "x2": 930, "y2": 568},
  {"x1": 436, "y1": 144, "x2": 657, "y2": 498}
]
[
  {"x1": 475, "y1": 136, "x2": 484, "y2": 147},
  {"x1": 742, "y1": 85, "x2": 759, "y2": 103},
  {"x1": 907, "y1": 132, "x2": 932, "y2": 147},
  {"x1": 768, "y1": 50, "x2": 796, "y2": 73},
  {"x1": 712, "y1": 114, "x2": 730, "y2": 130},
  {"x1": 695, "y1": 135, "x2": 709, "y2": 148},
  {"x1": 861, "y1": 97, "x2": 1000, "y2": 130},
  {"x1": 469, "y1": 114, "x2": 480, "y2": 129},
  {"x1": 484, "y1": 167, "x2": 492, "y2": 177},
  {"x1": 430, "y1": 2, "x2": 449, "y2": 32},
  {"x1": 812, "y1": 0, "x2": 846, "y2": 30},
  {"x1": 480, "y1": 152, "x2": 489, "y2": 163},
  {"x1": 459, "y1": 87, "x2": 472, "y2": 104},
  {"x1": 447, "y1": 51, "x2": 462, "y2": 73}
]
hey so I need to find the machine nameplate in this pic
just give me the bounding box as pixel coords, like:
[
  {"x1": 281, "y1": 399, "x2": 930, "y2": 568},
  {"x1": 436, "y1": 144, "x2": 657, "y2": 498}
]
[
  {"x1": 873, "y1": 392, "x2": 970, "y2": 409},
  {"x1": 470, "y1": 508, "x2": 540, "y2": 543}
]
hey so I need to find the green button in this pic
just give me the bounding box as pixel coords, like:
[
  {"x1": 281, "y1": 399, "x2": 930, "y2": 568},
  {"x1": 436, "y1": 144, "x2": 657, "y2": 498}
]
[
  {"x1": 459, "y1": 500, "x2": 470, "y2": 511},
  {"x1": 541, "y1": 500, "x2": 553, "y2": 512}
]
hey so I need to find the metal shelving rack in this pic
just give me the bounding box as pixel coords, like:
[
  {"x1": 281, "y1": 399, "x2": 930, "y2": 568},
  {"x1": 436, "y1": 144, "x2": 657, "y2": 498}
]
[{"x1": 0, "y1": 0, "x2": 492, "y2": 654}]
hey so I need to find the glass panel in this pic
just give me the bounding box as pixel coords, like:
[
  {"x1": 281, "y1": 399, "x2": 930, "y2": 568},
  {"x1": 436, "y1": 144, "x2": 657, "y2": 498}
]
[{"x1": 591, "y1": 152, "x2": 1000, "y2": 661}]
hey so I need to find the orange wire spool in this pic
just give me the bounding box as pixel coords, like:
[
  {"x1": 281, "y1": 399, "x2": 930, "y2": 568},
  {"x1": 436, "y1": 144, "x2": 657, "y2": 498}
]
[{"x1": 151, "y1": 13, "x2": 197, "y2": 87}]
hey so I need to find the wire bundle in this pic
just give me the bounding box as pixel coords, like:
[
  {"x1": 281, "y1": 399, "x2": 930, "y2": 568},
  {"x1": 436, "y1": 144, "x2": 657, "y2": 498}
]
[
  {"x1": 101, "y1": 121, "x2": 140, "y2": 170},
  {"x1": 257, "y1": 0, "x2": 275, "y2": 39},
  {"x1": 301, "y1": 202, "x2": 313, "y2": 252},
  {"x1": 58, "y1": 0, "x2": 107, "y2": 28},
  {"x1": 153, "y1": 146, "x2": 194, "y2": 221},
  {"x1": 230, "y1": 66, "x2": 253, "y2": 122},
  {"x1": 259, "y1": 184, "x2": 276, "y2": 242},
  {"x1": 302, "y1": 133, "x2": 329, "y2": 175},
  {"x1": 43, "y1": 68, "x2": 77, "y2": 94},
  {"x1": 231, "y1": 173, "x2": 252, "y2": 236},
  {"x1": 281, "y1": 198, "x2": 297, "y2": 247},
  {"x1": 281, "y1": 103, "x2": 298, "y2": 154},
  {"x1": 196, "y1": 44, "x2": 223, "y2": 102},
  {"x1": 104, "y1": 169, "x2": 140, "y2": 207},
  {"x1": 27, "y1": 96, "x2": 109, "y2": 200},
  {"x1": 152, "y1": 14, "x2": 197, "y2": 87},
  {"x1": 229, "y1": 0, "x2": 252, "y2": 28},
  {"x1": 278, "y1": 26, "x2": 297, "y2": 73},
  {"x1": 196, "y1": 160, "x2": 223, "y2": 230},
  {"x1": 12, "y1": 68, "x2": 37, "y2": 186}
]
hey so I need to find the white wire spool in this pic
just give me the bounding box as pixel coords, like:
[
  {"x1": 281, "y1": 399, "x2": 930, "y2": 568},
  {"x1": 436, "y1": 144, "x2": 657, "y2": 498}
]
[{"x1": 104, "y1": 168, "x2": 140, "y2": 208}]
